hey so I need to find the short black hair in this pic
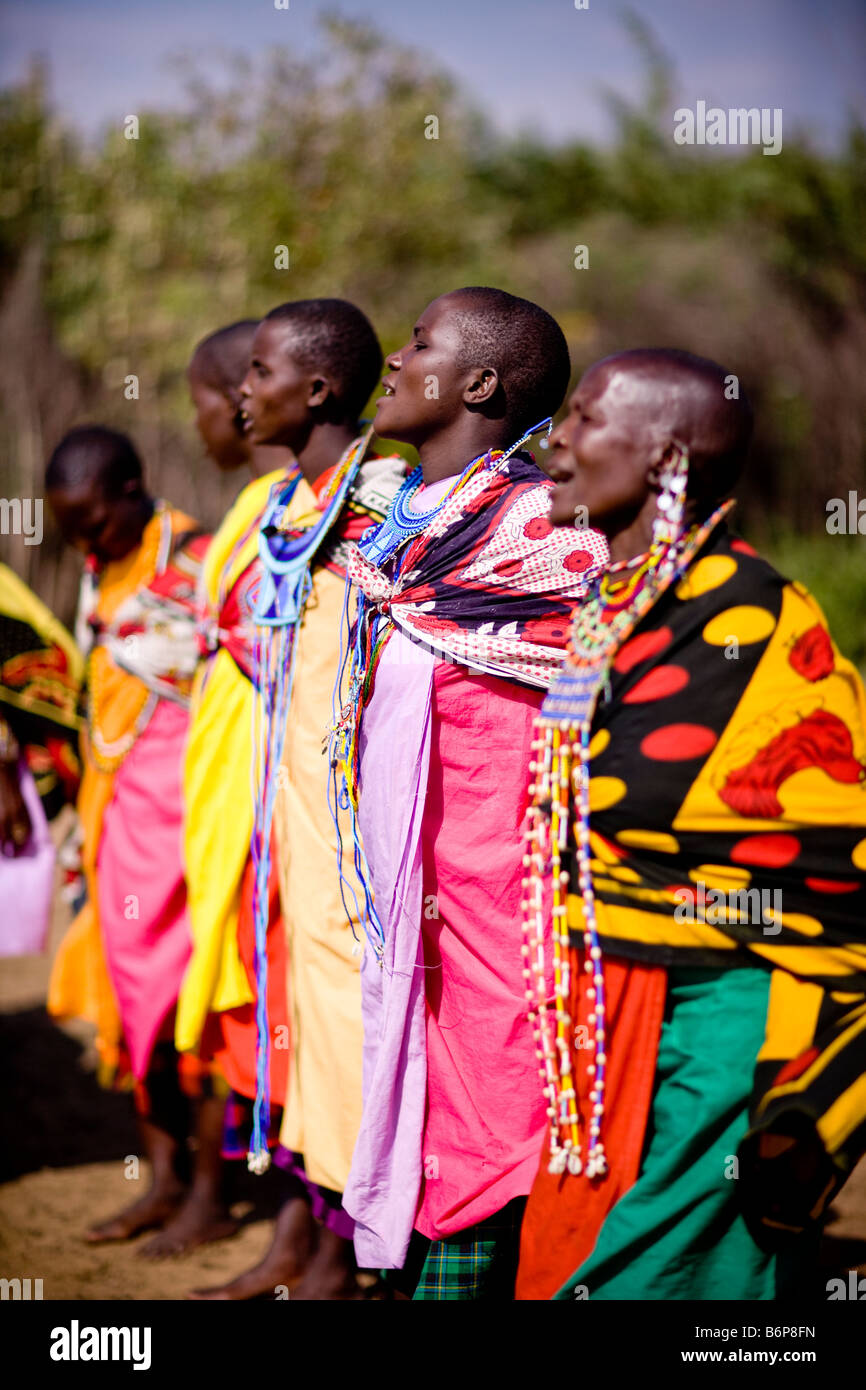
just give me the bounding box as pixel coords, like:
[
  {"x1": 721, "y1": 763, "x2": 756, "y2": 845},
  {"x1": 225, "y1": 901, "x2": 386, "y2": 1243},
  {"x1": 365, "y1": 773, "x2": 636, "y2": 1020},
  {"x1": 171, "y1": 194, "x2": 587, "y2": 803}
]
[
  {"x1": 595, "y1": 348, "x2": 753, "y2": 506},
  {"x1": 45, "y1": 425, "x2": 143, "y2": 496},
  {"x1": 190, "y1": 319, "x2": 259, "y2": 397},
  {"x1": 264, "y1": 299, "x2": 383, "y2": 420},
  {"x1": 447, "y1": 287, "x2": 571, "y2": 436}
]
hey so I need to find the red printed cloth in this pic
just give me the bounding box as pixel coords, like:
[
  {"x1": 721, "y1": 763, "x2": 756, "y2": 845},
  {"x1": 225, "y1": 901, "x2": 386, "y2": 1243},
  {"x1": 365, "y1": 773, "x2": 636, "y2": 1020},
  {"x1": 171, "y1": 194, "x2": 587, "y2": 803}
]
[{"x1": 348, "y1": 453, "x2": 609, "y2": 691}]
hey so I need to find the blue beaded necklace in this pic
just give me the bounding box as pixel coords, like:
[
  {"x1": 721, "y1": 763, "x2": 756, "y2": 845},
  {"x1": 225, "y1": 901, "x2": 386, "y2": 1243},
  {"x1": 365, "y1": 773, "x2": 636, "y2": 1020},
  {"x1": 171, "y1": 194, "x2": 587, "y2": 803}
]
[
  {"x1": 357, "y1": 460, "x2": 479, "y2": 568},
  {"x1": 328, "y1": 416, "x2": 554, "y2": 971},
  {"x1": 246, "y1": 431, "x2": 372, "y2": 1172},
  {"x1": 358, "y1": 416, "x2": 554, "y2": 569}
]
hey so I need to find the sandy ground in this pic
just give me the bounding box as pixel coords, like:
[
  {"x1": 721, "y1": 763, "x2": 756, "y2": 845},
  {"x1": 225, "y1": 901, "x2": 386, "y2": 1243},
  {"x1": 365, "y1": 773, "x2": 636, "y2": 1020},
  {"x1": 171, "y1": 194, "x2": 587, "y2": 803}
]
[
  {"x1": 2, "y1": 816, "x2": 865, "y2": 1300},
  {"x1": 0, "y1": 833, "x2": 292, "y2": 1300}
]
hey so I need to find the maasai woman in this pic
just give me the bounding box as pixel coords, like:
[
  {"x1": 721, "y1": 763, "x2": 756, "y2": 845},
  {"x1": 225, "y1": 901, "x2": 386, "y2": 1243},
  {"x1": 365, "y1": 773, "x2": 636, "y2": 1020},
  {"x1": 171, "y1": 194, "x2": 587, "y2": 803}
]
[
  {"x1": 44, "y1": 426, "x2": 233, "y2": 1255},
  {"x1": 132, "y1": 321, "x2": 296, "y2": 1260},
  {"x1": 0, "y1": 563, "x2": 82, "y2": 954},
  {"x1": 187, "y1": 298, "x2": 405, "y2": 1300},
  {"x1": 330, "y1": 288, "x2": 608, "y2": 1299},
  {"x1": 516, "y1": 349, "x2": 866, "y2": 1300}
]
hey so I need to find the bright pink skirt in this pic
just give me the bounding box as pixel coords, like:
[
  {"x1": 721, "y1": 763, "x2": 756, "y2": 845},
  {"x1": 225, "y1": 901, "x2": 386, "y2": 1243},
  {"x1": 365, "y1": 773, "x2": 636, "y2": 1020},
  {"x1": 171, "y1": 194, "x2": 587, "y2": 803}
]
[{"x1": 97, "y1": 699, "x2": 192, "y2": 1080}]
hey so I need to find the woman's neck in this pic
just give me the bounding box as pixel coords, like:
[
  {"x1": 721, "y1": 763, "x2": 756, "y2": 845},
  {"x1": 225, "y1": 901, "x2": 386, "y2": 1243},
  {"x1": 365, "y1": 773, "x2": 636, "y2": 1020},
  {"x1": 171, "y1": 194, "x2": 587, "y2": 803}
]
[
  {"x1": 417, "y1": 420, "x2": 512, "y2": 486},
  {"x1": 247, "y1": 443, "x2": 294, "y2": 479},
  {"x1": 606, "y1": 494, "x2": 700, "y2": 565},
  {"x1": 294, "y1": 421, "x2": 358, "y2": 488}
]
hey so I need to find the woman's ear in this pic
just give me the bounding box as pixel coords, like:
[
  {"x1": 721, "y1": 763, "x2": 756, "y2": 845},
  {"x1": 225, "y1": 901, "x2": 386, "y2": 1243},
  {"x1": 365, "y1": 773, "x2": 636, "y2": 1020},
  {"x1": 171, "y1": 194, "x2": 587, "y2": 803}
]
[
  {"x1": 307, "y1": 376, "x2": 333, "y2": 410},
  {"x1": 462, "y1": 365, "x2": 500, "y2": 407},
  {"x1": 646, "y1": 439, "x2": 678, "y2": 488}
]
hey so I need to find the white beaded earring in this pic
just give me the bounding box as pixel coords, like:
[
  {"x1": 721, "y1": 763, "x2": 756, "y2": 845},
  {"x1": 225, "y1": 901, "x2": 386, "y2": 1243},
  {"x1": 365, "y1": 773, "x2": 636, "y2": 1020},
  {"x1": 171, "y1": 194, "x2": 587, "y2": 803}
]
[{"x1": 651, "y1": 442, "x2": 689, "y2": 548}]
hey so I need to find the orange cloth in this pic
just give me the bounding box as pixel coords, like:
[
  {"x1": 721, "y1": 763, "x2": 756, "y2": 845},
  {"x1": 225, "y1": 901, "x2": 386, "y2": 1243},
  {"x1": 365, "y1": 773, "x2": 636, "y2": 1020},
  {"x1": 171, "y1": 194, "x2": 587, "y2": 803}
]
[
  {"x1": 47, "y1": 507, "x2": 199, "y2": 1076},
  {"x1": 515, "y1": 953, "x2": 667, "y2": 1300},
  {"x1": 201, "y1": 850, "x2": 289, "y2": 1106}
]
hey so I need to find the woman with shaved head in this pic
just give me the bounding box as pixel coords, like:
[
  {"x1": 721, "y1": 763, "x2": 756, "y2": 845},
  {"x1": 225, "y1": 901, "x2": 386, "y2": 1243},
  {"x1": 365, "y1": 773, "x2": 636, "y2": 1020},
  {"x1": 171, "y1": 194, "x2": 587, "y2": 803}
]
[{"x1": 516, "y1": 349, "x2": 866, "y2": 1300}]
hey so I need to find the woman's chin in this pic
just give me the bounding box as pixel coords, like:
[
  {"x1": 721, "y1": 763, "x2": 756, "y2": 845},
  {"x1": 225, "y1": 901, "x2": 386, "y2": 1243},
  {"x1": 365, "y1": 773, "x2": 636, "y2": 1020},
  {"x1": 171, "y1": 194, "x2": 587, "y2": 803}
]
[
  {"x1": 548, "y1": 490, "x2": 584, "y2": 528},
  {"x1": 372, "y1": 400, "x2": 399, "y2": 437}
]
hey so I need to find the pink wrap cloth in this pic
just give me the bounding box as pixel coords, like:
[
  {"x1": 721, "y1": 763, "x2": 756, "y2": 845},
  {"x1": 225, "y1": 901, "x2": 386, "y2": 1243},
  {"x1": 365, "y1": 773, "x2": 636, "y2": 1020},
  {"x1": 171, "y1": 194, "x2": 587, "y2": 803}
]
[{"x1": 97, "y1": 699, "x2": 192, "y2": 1080}]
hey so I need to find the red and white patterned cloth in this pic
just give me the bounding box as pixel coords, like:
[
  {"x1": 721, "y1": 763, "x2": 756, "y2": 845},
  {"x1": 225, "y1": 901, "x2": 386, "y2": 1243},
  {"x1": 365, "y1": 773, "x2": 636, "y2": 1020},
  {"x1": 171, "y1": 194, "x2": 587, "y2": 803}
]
[{"x1": 347, "y1": 452, "x2": 609, "y2": 689}]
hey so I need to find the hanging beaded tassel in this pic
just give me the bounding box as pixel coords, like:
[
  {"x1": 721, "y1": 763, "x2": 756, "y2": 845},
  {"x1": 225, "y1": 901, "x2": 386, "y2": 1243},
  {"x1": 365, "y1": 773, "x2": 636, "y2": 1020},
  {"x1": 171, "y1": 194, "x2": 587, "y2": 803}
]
[
  {"x1": 246, "y1": 435, "x2": 370, "y2": 1174},
  {"x1": 522, "y1": 719, "x2": 607, "y2": 1178},
  {"x1": 572, "y1": 720, "x2": 609, "y2": 1178},
  {"x1": 522, "y1": 444, "x2": 696, "y2": 1181},
  {"x1": 651, "y1": 442, "x2": 689, "y2": 548},
  {"x1": 248, "y1": 613, "x2": 299, "y2": 1174}
]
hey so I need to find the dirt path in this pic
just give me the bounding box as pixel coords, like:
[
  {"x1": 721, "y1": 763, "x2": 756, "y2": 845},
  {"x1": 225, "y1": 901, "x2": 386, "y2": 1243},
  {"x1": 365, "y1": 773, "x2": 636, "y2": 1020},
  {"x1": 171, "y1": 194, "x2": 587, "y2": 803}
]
[{"x1": 0, "y1": 840, "x2": 286, "y2": 1300}]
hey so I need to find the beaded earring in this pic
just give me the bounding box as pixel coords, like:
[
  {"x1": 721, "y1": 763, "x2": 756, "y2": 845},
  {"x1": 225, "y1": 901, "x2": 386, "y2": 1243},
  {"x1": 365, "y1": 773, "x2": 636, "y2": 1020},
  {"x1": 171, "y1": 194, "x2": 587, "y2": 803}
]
[{"x1": 651, "y1": 442, "x2": 689, "y2": 549}]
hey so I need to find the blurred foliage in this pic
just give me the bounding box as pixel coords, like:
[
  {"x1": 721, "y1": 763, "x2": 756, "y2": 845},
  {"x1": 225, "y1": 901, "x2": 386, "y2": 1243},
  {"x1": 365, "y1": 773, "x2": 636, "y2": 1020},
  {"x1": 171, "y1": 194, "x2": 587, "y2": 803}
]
[{"x1": 0, "y1": 12, "x2": 864, "y2": 661}]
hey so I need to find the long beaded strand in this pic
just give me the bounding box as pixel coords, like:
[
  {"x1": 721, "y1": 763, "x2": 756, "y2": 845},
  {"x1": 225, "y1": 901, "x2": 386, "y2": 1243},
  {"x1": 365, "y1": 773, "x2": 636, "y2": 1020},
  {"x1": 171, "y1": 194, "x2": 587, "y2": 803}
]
[
  {"x1": 521, "y1": 490, "x2": 734, "y2": 1180},
  {"x1": 522, "y1": 543, "x2": 682, "y2": 1178},
  {"x1": 246, "y1": 435, "x2": 370, "y2": 1172}
]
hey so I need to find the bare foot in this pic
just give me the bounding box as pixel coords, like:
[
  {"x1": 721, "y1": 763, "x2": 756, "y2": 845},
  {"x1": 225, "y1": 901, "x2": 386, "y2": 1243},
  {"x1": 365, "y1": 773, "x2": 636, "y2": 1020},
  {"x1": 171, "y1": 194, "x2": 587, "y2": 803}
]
[
  {"x1": 289, "y1": 1227, "x2": 364, "y2": 1301},
  {"x1": 187, "y1": 1196, "x2": 316, "y2": 1300},
  {"x1": 85, "y1": 1182, "x2": 186, "y2": 1244},
  {"x1": 136, "y1": 1192, "x2": 239, "y2": 1259}
]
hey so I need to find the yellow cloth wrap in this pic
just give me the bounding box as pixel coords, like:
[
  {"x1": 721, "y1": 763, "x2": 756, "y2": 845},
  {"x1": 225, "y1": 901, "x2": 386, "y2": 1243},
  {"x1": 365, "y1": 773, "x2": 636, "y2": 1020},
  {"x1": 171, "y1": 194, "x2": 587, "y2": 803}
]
[
  {"x1": 571, "y1": 581, "x2": 866, "y2": 980},
  {"x1": 174, "y1": 646, "x2": 256, "y2": 1048},
  {"x1": 273, "y1": 565, "x2": 365, "y2": 1192},
  {"x1": 677, "y1": 582, "x2": 866, "y2": 840},
  {"x1": 175, "y1": 469, "x2": 300, "y2": 1054},
  {"x1": 564, "y1": 535, "x2": 866, "y2": 1202},
  {"x1": 47, "y1": 507, "x2": 198, "y2": 1073}
]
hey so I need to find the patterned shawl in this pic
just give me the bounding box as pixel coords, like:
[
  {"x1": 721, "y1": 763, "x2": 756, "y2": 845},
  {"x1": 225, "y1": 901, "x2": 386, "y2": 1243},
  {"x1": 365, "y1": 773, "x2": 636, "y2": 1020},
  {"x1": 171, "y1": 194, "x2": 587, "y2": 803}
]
[
  {"x1": 0, "y1": 562, "x2": 83, "y2": 815},
  {"x1": 346, "y1": 451, "x2": 609, "y2": 689},
  {"x1": 77, "y1": 503, "x2": 209, "y2": 725},
  {"x1": 48, "y1": 504, "x2": 209, "y2": 1080},
  {"x1": 551, "y1": 512, "x2": 866, "y2": 1239}
]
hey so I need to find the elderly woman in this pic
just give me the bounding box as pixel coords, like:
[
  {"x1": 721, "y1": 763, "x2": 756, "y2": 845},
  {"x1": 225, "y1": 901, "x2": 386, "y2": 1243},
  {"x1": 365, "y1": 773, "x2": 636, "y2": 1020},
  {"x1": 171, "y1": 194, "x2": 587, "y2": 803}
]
[{"x1": 516, "y1": 349, "x2": 866, "y2": 1300}]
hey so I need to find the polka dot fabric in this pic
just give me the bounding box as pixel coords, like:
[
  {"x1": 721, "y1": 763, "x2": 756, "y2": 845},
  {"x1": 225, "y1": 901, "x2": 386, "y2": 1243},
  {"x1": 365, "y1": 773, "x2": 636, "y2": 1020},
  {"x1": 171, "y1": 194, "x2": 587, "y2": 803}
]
[
  {"x1": 551, "y1": 513, "x2": 866, "y2": 1223},
  {"x1": 347, "y1": 453, "x2": 609, "y2": 690},
  {"x1": 566, "y1": 520, "x2": 866, "y2": 974}
]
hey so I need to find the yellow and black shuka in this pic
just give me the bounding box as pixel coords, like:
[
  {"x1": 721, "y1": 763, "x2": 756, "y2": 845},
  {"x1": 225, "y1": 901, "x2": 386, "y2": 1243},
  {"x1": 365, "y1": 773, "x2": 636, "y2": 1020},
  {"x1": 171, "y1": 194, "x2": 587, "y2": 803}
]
[{"x1": 562, "y1": 515, "x2": 866, "y2": 1241}]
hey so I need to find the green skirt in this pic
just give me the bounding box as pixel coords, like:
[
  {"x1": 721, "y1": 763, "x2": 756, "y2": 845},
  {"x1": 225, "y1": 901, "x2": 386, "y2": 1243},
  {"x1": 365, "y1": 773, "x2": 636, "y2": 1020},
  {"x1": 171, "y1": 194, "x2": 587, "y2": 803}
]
[{"x1": 556, "y1": 966, "x2": 816, "y2": 1301}]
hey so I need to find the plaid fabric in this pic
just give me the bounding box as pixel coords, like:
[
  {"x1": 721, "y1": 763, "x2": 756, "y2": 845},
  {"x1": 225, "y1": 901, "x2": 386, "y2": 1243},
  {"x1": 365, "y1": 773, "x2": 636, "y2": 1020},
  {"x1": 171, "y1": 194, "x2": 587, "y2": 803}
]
[{"x1": 411, "y1": 1199, "x2": 526, "y2": 1301}]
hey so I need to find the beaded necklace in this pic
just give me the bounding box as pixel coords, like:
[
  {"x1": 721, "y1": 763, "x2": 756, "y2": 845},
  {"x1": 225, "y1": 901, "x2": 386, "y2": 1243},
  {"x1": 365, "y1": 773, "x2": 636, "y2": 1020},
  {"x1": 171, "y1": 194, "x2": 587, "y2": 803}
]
[
  {"x1": 357, "y1": 455, "x2": 486, "y2": 569},
  {"x1": 327, "y1": 420, "x2": 554, "y2": 966},
  {"x1": 357, "y1": 416, "x2": 553, "y2": 572},
  {"x1": 522, "y1": 500, "x2": 733, "y2": 1178},
  {"x1": 214, "y1": 469, "x2": 295, "y2": 618},
  {"x1": 356, "y1": 417, "x2": 555, "y2": 699},
  {"x1": 85, "y1": 502, "x2": 170, "y2": 773},
  {"x1": 246, "y1": 431, "x2": 372, "y2": 1173}
]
